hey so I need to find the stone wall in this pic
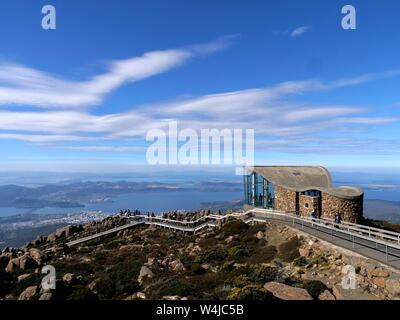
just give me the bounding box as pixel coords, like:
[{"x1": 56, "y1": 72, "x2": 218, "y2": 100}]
[
  {"x1": 249, "y1": 184, "x2": 363, "y2": 223},
  {"x1": 321, "y1": 192, "x2": 363, "y2": 223},
  {"x1": 275, "y1": 186, "x2": 297, "y2": 212},
  {"x1": 299, "y1": 194, "x2": 320, "y2": 217}
]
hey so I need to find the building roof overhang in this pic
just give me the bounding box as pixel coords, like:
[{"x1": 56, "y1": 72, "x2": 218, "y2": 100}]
[{"x1": 245, "y1": 166, "x2": 363, "y2": 200}]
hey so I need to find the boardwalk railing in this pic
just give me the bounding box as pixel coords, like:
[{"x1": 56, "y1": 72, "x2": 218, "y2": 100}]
[
  {"x1": 66, "y1": 208, "x2": 400, "y2": 265},
  {"x1": 251, "y1": 208, "x2": 400, "y2": 262}
]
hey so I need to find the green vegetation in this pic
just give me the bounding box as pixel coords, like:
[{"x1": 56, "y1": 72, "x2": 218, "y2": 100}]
[
  {"x1": 227, "y1": 285, "x2": 274, "y2": 300},
  {"x1": 218, "y1": 220, "x2": 249, "y2": 237},
  {"x1": 277, "y1": 237, "x2": 300, "y2": 262}
]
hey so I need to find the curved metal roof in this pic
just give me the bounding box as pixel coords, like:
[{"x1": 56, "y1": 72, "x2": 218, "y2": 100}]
[{"x1": 246, "y1": 166, "x2": 363, "y2": 200}]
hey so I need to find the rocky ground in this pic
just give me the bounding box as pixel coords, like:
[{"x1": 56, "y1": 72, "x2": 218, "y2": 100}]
[{"x1": 1, "y1": 215, "x2": 400, "y2": 300}]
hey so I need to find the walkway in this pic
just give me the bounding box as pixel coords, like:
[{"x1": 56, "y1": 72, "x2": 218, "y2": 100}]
[{"x1": 66, "y1": 209, "x2": 400, "y2": 270}]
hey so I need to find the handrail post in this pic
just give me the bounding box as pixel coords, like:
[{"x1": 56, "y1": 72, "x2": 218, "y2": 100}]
[{"x1": 386, "y1": 245, "x2": 388, "y2": 262}]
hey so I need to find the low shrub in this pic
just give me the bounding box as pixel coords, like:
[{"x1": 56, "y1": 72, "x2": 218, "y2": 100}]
[
  {"x1": 293, "y1": 256, "x2": 308, "y2": 267},
  {"x1": 301, "y1": 280, "x2": 329, "y2": 299},
  {"x1": 247, "y1": 245, "x2": 277, "y2": 264},
  {"x1": 228, "y1": 264, "x2": 278, "y2": 286},
  {"x1": 199, "y1": 237, "x2": 219, "y2": 248},
  {"x1": 228, "y1": 246, "x2": 250, "y2": 259},
  {"x1": 190, "y1": 263, "x2": 206, "y2": 275},
  {"x1": 219, "y1": 220, "x2": 249, "y2": 237},
  {"x1": 278, "y1": 237, "x2": 300, "y2": 262},
  {"x1": 227, "y1": 285, "x2": 274, "y2": 300},
  {"x1": 315, "y1": 255, "x2": 328, "y2": 264},
  {"x1": 67, "y1": 286, "x2": 98, "y2": 300},
  {"x1": 201, "y1": 249, "x2": 228, "y2": 263},
  {"x1": 232, "y1": 274, "x2": 250, "y2": 288},
  {"x1": 95, "y1": 260, "x2": 142, "y2": 299},
  {"x1": 147, "y1": 276, "x2": 196, "y2": 299}
]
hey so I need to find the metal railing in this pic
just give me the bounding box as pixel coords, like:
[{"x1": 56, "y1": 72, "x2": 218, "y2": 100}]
[
  {"x1": 66, "y1": 208, "x2": 400, "y2": 265},
  {"x1": 251, "y1": 208, "x2": 400, "y2": 262}
]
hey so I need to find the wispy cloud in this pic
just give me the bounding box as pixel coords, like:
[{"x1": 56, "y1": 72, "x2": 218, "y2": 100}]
[
  {"x1": 290, "y1": 26, "x2": 310, "y2": 38},
  {"x1": 0, "y1": 69, "x2": 398, "y2": 157},
  {"x1": 0, "y1": 36, "x2": 236, "y2": 108}
]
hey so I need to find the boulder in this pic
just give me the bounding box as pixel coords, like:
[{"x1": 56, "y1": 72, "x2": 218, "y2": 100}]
[
  {"x1": 63, "y1": 273, "x2": 76, "y2": 285},
  {"x1": 136, "y1": 292, "x2": 146, "y2": 300},
  {"x1": 47, "y1": 233, "x2": 58, "y2": 242},
  {"x1": 256, "y1": 231, "x2": 264, "y2": 240},
  {"x1": 299, "y1": 248, "x2": 311, "y2": 257},
  {"x1": 32, "y1": 235, "x2": 47, "y2": 246},
  {"x1": 18, "y1": 286, "x2": 38, "y2": 300},
  {"x1": 47, "y1": 225, "x2": 83, "y2": 242},
  {"x1": 370, "y1": 268, "x2": 390, "y2": 278},
  {"x1": 225, "y1": 236, "x2": 234, "y2": 243},
  {"x1": 5, "y1": 257, "x2": 20, "y2": 273},
  {"x1": 39, "y1": 292, "x2": 52, "y2": 300},
  {"x1": 29, "y1": 248, "x2": 46, "y2": 265},
  {"x1": 125, "y1": 292, "x2": 146, "y2": 300},
  {"x1": 19, "y1": 254, "x2": 39, "y2": 270},
  {"x1": 169, "y1": 259, "x2": 186, "y2": 272},
  {"x1": 318, "y1": 290, "x2": 336, "y2": 300},
  {"x1": 138, "y1": 266, "x2": 154, "y2": 284},
  {"x1": 17, "y1": 274, "x2": 32, "y2": 282},
  {"x1": 372, "y1": 276, "x2": 386, "y2": 289},
  {"x1": 264, "y1": 281, "x2": 313, "y2": 300},
  {"x1": 385, "y1": 279, "x2": 400, "y2": 297},
  {"x1": 146, "y1": 257, "x2": 156, "y2": 266},
  {"x1": 162, "y1": 295, "x2": 183, "y2": 300}
]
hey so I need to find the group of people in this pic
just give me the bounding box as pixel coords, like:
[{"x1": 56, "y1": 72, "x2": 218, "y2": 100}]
[
  {"x1": 118, "y1": 209, "x2": 156, "y2": 218},
  {"x1": 118, "y1": 208, "x2": 227, "y2": 222},
  {"x1": 309, "y1": 210, "x2": 342, "y2": 226},
  {"x1": 161, "y1": 209, "x2": 217, "y2": 222}
]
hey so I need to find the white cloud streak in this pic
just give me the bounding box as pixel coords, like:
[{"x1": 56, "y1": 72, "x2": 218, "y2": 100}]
[
  {"x1": 0, "y1": 38, "x2": 398, "y2": 157},
  {"x1": 0, "y1": 35, "x2": 236, "y2": 108},
  {"x1": 290, "y1": 26, "x2": 310, "y2": 37}
]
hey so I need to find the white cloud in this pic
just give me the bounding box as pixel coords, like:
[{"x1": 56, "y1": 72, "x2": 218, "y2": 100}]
[
  {"x1": 0, "y1": 36, "x2": 236, "y2": 108},
  {"x1": 290, "y1": 26, "x2": 310, "y2": 38},
  {"x1": 0, "y1": 67, "x2": 398, "y2": 156}
]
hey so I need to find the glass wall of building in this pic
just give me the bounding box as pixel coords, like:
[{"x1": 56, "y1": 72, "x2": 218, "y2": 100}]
[{"x1": 243, "y1": 171, "x2": 275, "y2": 209}]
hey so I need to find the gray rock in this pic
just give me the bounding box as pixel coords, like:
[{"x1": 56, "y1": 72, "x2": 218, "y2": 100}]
[
  {"x1": 264, "y1": 281, "x2": 313, "y2": 300},
  {"x1": 138, "y1": 265, "x2": 154, "y2": 284},
  {"x1": 62, "y1": 273, "x2": 76, "y2": 285},
  {"x1": 18, "y1": 286, "x2": 38, "y2": 300}
]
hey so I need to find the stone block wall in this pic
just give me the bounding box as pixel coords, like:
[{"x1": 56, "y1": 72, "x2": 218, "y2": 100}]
[
  {"x1": 275, "y1": 186, "x2": 297, "y2": 212},
  {"x1": 299, "y1": 194, "x2": 320, "y2": 218},
  {"x1": 321, "y1": 192, "x2": 363, "y2": 223}
]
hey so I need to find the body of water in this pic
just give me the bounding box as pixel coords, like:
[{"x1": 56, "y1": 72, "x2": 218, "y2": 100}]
[
  {"x1": 0, "y1": 190, "x2": 243, "y2": 217},
  {"x1": 0, "y1": 187, "x2": 399, "y2": 218}
]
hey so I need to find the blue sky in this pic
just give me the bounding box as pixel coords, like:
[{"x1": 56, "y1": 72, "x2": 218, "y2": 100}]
[{"x1": 0, "y1": 0, "x2": 400, "y2": 173}]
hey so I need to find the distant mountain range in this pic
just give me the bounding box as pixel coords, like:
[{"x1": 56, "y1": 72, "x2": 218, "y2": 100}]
[{"x1": 0, "y1": 180, "x2": 242, "y2": 210}]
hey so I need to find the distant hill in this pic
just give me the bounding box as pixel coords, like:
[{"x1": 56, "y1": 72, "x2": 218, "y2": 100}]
[{"x1": 0, "y1": 180, "x2": 241, "y2": 210}]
